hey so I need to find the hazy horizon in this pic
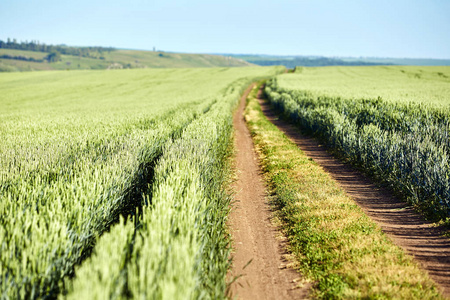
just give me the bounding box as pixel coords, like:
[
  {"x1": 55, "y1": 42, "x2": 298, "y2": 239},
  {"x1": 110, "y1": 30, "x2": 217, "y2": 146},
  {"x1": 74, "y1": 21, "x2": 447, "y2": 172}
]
[{"x1": 1, "y1": 0, "x2": 449, "y2": 59}]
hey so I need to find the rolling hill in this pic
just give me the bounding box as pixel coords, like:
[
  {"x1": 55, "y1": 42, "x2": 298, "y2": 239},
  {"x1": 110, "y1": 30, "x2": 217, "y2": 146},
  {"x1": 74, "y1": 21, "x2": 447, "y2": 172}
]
[{"x1": 0, "y1": 48, "x2": 253, "y2": 72}]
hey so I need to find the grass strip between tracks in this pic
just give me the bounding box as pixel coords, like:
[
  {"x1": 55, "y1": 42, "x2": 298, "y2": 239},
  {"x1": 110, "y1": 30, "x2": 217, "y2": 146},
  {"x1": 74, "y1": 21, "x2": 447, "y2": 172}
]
[{"x1": 244, "y1": 83, "x2": 443, "y2": 299}]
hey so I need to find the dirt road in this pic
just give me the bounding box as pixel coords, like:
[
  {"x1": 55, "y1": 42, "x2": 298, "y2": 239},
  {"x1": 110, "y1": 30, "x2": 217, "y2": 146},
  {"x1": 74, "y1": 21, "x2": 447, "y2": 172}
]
[
  {"x1": 228, "y1": 85, "x2": 311, "y2": 299},
  {"x1": 256, "y1": 87, "x2": 450, "y2": 298}
]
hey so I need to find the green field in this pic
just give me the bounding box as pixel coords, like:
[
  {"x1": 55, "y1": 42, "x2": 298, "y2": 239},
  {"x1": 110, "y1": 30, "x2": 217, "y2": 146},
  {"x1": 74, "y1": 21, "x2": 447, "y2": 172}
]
[
  {"x1": 281, "y1": 66, "x2": 450, "y2": 106},
  {"x1": 0, "y1": 66, "x2": 284, "y2": 299},
  {"x1": 2, "y1": 64, "x2": 449, "y2": 298},
  {"x1": 0, "y1": 48, "x2": 253, "y2": 72},
  {"x1": 265, "y1": 66, "x2": 450, "y2": 222}
]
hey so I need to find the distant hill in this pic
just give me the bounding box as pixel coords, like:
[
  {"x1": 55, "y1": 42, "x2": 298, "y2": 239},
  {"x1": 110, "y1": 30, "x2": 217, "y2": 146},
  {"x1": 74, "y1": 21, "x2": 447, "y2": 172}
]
[
  {"x1": 339, "y1": 57, "x2": 450, "y2": 66},
  {"x1": 0, "y1": 40, "x2": 253, "y2": 71},
  {"x1": 225, "y1": 54, "x2": 450, "y2": 68}
]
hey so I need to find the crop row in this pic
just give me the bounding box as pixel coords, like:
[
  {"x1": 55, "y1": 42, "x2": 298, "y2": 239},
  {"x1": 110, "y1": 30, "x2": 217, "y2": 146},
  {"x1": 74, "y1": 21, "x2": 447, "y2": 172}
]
[
  {"x1": 265, "y1": 78, "x2": 450, "y2": 220},
  {"x1": 0, "y1": 100, "x2": 214, "y2": 298},
  {"x1": 64, "y1": 85, "x2": 241, "y2": 299}
]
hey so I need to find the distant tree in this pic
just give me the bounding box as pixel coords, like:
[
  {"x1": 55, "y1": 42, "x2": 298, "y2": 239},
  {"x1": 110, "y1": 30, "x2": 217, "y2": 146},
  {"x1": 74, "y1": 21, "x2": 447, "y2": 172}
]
[{"x1": 46, "y1": 51, "x2": 61, "y2": 62}]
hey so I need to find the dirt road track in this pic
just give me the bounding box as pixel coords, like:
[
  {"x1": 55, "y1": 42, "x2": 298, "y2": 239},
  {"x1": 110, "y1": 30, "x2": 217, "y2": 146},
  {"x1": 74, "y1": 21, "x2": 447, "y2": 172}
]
[
  {"x1": 257, "y1": 87, "x2": 450, "y2": 298},
  {"x1": 228, "y1": 84, "x2": 311, "y2": 299}
]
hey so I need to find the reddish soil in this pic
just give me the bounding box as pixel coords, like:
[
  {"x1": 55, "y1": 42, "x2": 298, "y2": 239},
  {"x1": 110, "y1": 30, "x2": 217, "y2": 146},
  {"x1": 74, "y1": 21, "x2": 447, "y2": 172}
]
[
  {"x1": 228, "y1": 84, "x2": 311, "y2": 299},
  {"x1": 257, "y1": 87, "x2": 450, "y2": 298}
]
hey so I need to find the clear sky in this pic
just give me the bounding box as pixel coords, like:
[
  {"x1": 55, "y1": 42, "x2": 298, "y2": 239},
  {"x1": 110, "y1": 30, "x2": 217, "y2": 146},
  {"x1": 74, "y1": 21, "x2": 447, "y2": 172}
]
[{"x1": 1, "y1": 0, "x2": 449, "y2": 58}]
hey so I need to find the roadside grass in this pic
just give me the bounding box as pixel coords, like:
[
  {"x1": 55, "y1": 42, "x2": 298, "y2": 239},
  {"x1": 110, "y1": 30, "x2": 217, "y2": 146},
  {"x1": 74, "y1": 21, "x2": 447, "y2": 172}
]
[{"x1": 244, "y1": 83, "x2": 443, "y2": 299}]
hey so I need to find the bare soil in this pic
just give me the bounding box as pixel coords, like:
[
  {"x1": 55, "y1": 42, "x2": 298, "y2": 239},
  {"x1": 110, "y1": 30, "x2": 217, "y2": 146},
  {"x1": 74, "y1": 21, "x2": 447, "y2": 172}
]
[
  {"x1": 228, "y1": 84, "x2": 311, "y2": 299},
  {"x1": 257, "y1": 87, "x2": 450, "y2": 298}
]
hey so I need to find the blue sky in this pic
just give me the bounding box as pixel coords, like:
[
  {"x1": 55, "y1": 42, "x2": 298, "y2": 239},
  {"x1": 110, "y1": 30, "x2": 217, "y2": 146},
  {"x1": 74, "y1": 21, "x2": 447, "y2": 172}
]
[{"x1": 1, "y1": 0, "x2": 449, "y2": 58}]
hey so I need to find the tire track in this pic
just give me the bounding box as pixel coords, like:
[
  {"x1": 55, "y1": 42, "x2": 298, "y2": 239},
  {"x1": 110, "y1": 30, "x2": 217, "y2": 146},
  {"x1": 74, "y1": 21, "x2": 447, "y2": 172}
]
[{"x1": 228, "y1": 84, "x2": 310, "y2": 299}]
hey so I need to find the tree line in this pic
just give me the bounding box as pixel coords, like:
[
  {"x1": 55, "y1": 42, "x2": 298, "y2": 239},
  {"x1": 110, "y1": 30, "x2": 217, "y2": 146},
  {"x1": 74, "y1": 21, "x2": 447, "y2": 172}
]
[
  {"x1": 0, "y1": 54, "x2": 45, "y2": 62},
  {"x1": 0, "y1": 50, "x2": 61, "y2": 63},
  {"x1": 0, "y1": 38, "x2": 115, "y2": 60}
]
